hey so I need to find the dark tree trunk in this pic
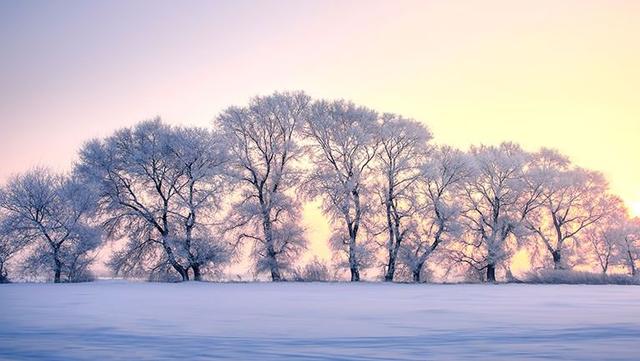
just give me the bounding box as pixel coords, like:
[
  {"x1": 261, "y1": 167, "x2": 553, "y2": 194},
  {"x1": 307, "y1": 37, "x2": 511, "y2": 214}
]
[
  {"x1": 350, "y1": 265, "x2": 360, "y2": 282},
  {"x1": 348, "y1": 235, "x2": 360, "y2": 282},
  {"x1": 271, "y1": 270, "x2": 282, "y2": 282},
  {"x1": 53, "y1": 250, "x2": 62, "y2": 283},
  {"x1": 161, "y1": 235, "x2": 189, "y2": 282},
  {"x1": 627, "y1": 250, "x2": 636, "y2": 277},
  {"x1": 0, "y1": 263, "x2": 9, "y2": 283},
  {"x1": 384, "y1": 235, "x2": 403, "y2": 282},
  {"x1": 171, "y1": 262, "x2": 189, "y2": 281},
  {"x1": 268, "y1": 247, "x2": 282, "y2": 282},
  {"x1": 412, "y1": 263, "x2": 424, "y2": 283},
  {"x1": 348, "y1": 189, "x2": 362, "y2": 282},
  {"x1": 384, "y1": 189, "x2": 396, "y2": 282},
  {"x1": 486, "y1": 263, "x2": 496, "y2": 282},
  {"x1": 192, "y1": 264, "x2": 202, "y2": 281},
  {"x1": 384, "y1": 256, "x2": 396, "y2": 282},
  {"x1": 260, "y1": 201, "x2": 281, "y2": 282},
  {"x1": 552, "y1": 250, "x2": 562, "y2": 270},
  {"x1": 165, "y1": 251, "x2": 189, "y2": 281}
]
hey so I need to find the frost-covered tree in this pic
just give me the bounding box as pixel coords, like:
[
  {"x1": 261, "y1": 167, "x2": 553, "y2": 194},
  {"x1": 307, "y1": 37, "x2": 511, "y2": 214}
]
[
  {"x1": 582, "y1": 197, "x2": 628, "y2": 274},
  {"x1": 0, "y1": 168, "x2": 102, "y2": 283},
  {"x1": 457, "y1": 143, "x2": 532, "y2": 282},
  {"x1": 0, "y1": 218, "x2": 29, "y2": 283},
  {"x1": 374, "y1": 114, "x2": 432, "y2": 281},
  {"x1": 619, "y1": 217, "x2": 640, "y2": 276},
  {"x1": 76, "y1": 119, "x2": 231, "y2": 281},
  {"x1": 526, "y1": 162, "x2": 608, "y2": 270},
  {"x1": 217, "y1": 91, "x2": 310, "y2": 281},
  {"x1": 400, "y1": 146, "x2": 469, "y2": 282},
  {"x1": 303, "y1": 99, "x2": 380, "y2": 281},
  {"x1": 165, "y1": 127, "x2": 232, "y2": 280},
  {"x1": 587, "y1": 227, "x2": 621, "y2": 275}
]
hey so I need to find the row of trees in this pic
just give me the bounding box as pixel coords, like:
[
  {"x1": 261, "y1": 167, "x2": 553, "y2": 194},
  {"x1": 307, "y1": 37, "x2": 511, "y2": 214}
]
[{"x1": 1, "y1": 91, "x2": 638, "y2": 283}]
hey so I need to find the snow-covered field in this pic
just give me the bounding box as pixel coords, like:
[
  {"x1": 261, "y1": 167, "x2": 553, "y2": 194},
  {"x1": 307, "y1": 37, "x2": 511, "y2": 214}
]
[{"x1": 1, "y1": 281, "x2": 639, "y2": 360}]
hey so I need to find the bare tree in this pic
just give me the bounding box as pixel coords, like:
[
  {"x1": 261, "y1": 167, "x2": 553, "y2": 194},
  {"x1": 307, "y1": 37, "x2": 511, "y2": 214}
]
[
  {"x1": 166, "y1": 126, "x2": 232, "y2": 280},
  {"x1": 400, "y1": 146, "x2": 469, "y2": 282},
  {"x1": 619, "y1": 217, "x2": 640, "y2": 276},
  {"x1": 0, "y1": 217, "x2": 30, "y2": 283},
  {"x1": 526, "y1": 161, "x2": 608, "y2": 270},
  {"x1": 216, "y1": 91, "x2": 310, "y2": 281},
  {"x1": 457, "y1": 143, "x2": 533, "y2": 282},
  {"x1": 0, "y1": 168, "x2": 102, "y2": 283},
  {"x1": 303, "y1": 99, "x2": 379, "y2": 281},
  {"x1": 581, "y1": 196, "x2": 628, "y2": 274},
  {"x1": 76, "y1": 119, "x2": 230, "y2": 281},
  {"x1": 373, "y1": 114, "x2": 432, "y2": 282}
]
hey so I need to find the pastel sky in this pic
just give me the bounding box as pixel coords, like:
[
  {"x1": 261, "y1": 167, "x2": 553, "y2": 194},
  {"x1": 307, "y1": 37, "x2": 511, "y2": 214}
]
[{"x1": 1, "y1": 0, "x2": 639, "y2": 222}]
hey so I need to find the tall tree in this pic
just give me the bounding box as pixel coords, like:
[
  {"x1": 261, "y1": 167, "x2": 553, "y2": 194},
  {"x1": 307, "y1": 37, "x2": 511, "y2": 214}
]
[
  {"x1": 303, "y1": 99, "x2": 379, "y2": 281},
  {"x1": 374, "y1": 114, "x2": 431, "y2": 281},
  {"x1": 526, "y1": 163, "x2": 608, "y2": 270},
  {"x1": 400, "y1": 146, "x2": 469, "y2": 282},
  {"x1": 0, "y1": 168, "x2": 101, "y2": 283},
  {"x1": 619, "y1": 217, "x2": 640, "y2": 276},
  {"x1": 0, "y1": 217, "x2": 30, "y2": 283},
  {"x1": 457, "y1": 143, "x2": 533, "y2": 282},
  {"x1": 76, "y1": 119, "x2": 230, "y2": 281},
  {"x1": 217, "y1": 91, "x2": 310, "y2": 281},
  {"x1": 166, "y1": 126, "x2": 232, "y2": 280},
  {"x1": 582, "y1": 196, "x2": 628, "y2": 274}
]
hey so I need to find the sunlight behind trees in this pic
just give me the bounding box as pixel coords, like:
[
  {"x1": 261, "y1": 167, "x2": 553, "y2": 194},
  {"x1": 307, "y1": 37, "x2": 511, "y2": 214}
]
[{"x1": 1, "y1": 92, "x2": 638, "y2": 283}]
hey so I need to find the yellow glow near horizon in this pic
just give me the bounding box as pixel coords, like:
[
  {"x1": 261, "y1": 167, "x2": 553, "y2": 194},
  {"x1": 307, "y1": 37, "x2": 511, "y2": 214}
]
[{"x1": 631, "y1": 202, "x2": 640, "y2": 218}]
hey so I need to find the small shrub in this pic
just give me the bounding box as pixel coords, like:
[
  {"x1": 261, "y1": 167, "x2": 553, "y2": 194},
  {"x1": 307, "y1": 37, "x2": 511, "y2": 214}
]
[
  {"x1": 291, "y1": 258, "x2": 331, "y2": 282},
  {"x1": 524, "y1": 269, "x2": 640, "y2": 285}
]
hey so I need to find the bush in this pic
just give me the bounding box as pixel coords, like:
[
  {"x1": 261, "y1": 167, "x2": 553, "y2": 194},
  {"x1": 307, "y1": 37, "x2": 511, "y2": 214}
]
[
  {"x1": 524, "y1": 269, "x2": 640, "y2": 285},
  {"x1": 291, "y1": 258, "x2": 331, "y2": 282}
]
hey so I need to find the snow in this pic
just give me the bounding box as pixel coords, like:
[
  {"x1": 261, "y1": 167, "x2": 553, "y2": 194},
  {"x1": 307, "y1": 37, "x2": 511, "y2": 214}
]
[{"x1": 1, "y1": 281, "x2": 639, "y2": 360}]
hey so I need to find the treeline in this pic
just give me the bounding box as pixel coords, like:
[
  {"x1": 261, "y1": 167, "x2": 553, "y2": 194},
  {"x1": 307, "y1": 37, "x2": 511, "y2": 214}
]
[{"x1": 0, "y1": 91, "x2": 638, "y2": 283}]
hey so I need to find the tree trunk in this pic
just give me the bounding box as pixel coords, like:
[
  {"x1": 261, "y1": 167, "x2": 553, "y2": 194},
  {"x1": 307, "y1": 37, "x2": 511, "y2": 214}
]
[
  {"x1": 164, "y1": 244, "x2": 189, "y2": 281},
  {"x1": 350, "y1": 264, "x2": 360, "y2": 282},
  {"x1": 384, "y1": 190, "x2": 395, "y2": 282},
  {"x1": 185, "y1": 211, "x2": 201, "y2": 281},
  {"x1": 552, "y1": 250, "x2": 563, "y2": 270},
  {"x1": 260, "y1": 203, "x2": 282, "y2": 282},
  {"x1": 412, "y1": 263, "x2": 424, "y2": 283},
  {"x1": 348, "y1": 248, "x2": 360, "y2": 281},
  {"x1": 0, "y1": 262, "x2": 9, "y2": 283},
  {"x1": 268, "y1": 245, "x2": 282, "y2": 282},
  {"x1": 348, "y1": 189, "x2": 362, "y2": 282},
  {"x1": 192, "y1": 263, "x2": 202, "y2": 281},
  {"x1": 384, "y1": 254, "x2": 396, "y2": 282},
  {"x1": 172, "y1": 262, "x2": 189, "y2": 281},
  {"x1": 348, "y1": 234, "x2": 360, "y2": 282},
  {"x1": 160, "y1": 233, "x2": 189, "y2": 282},
  {"x1": 486, "y1": 263, "x2": 496, "y2": 282},
  {"x1": 53, "y1": 250, "x2": 62, "y2": 283},
  {"x1": 628, "y1": 250, "x2": 636, "y2": 277},
  {"x1": 264, "y1": 220, "x2": 282, "y2": 282},
  {"x1": 384, "y1": 233, "x2": 402, "y2": 282}
]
